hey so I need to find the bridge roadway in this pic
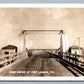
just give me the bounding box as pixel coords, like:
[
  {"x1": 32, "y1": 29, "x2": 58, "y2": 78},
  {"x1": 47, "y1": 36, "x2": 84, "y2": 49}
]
[{"x1": 0, "y1": 51, "x2": 79, "y2": 76}]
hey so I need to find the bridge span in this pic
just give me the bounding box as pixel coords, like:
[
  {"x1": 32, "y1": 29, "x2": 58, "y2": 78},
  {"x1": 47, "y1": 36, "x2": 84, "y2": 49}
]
[
  {"x1": 0, "y1": 30, "x2": 83, "y2": 77},
  {"x1": 0, "y1": 50, "x2": 83, "y2": 77}
]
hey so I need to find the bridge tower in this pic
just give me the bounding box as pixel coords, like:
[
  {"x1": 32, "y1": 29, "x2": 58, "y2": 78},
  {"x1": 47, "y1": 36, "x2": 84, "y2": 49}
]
[
  {"x1": 22, "y1": 30, "x2": 68, "y2": 57},
  {"x1": 60, "y1": 31, "x2": 69, "y2": 58},
  {"x1": 60, "y1": 30, "x2": 64, "y2": 58}
]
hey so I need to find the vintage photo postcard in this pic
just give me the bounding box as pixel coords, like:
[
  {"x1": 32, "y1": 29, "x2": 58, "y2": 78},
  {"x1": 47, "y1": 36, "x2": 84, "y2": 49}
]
[{"x1": 0, "y1": 4, "x2": 83, "y2": 81}]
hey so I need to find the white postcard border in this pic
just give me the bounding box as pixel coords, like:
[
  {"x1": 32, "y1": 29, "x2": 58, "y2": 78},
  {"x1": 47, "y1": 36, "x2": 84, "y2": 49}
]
[{"x1": 0, "y1": 4, "x2": 83, "y2": 81}]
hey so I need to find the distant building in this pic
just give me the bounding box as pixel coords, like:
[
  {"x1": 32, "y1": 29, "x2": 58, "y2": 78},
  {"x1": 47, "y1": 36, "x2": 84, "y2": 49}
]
[
  {"x1": 68, "y1": 46, "x2": 83, "y2": 55},
  {"x1": 2, "y1": 45, "x2": 18, "y2": 55},
  {"x1": 68, "y1": 46, "x2": 84, "y2": 66}
]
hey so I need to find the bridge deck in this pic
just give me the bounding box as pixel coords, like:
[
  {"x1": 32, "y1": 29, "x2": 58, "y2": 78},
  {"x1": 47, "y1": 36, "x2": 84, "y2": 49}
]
[{"x1": 0, "y1": 52, "x2": 75, "y2": 77}]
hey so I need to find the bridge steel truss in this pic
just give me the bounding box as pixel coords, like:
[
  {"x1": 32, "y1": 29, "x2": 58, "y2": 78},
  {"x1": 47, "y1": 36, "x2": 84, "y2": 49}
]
[{"x1": 22, "y1": 30, "x2": 64, "y2": 58}]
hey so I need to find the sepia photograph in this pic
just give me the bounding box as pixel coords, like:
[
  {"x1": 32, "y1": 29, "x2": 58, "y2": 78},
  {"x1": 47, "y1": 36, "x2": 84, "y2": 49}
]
[{"x1": 0, "y1": 4, "x2": 83, "y2": 81}]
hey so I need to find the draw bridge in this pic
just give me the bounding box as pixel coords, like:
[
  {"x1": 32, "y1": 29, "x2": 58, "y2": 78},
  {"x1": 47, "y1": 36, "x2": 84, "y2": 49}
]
[{"x1": 0, "y1": 30, "x2": 84, "y2": 77}]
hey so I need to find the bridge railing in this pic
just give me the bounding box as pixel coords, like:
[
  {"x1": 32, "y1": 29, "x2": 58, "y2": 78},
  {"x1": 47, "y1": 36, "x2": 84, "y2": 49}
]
[
  {"x1": 0, "y1": 51, "x2": 28, "y2": 68},
  {"x1": 63, "y1": 52, "x2": 84, "y2": 69}
]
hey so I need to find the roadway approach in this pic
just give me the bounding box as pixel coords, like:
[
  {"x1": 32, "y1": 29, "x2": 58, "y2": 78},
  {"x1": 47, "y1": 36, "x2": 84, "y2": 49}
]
[{"x1": 0, "y1": 50, "x2": 83, "y2": 77}]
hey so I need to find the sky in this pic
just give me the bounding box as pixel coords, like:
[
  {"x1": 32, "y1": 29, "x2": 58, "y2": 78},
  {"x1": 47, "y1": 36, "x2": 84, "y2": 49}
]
[{"x1": 0, "y1": 8, "x2": 84, "y2": 52}]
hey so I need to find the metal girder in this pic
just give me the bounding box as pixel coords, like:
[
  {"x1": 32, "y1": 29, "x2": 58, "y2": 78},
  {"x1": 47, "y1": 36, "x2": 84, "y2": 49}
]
[
  {"x1": 22, "y1": 30, "x2": 64, "y2": 34},
  {"x1": 22, "y1": 29, "x2": 65, "y2": 58}
]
